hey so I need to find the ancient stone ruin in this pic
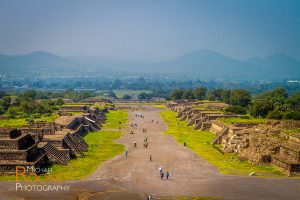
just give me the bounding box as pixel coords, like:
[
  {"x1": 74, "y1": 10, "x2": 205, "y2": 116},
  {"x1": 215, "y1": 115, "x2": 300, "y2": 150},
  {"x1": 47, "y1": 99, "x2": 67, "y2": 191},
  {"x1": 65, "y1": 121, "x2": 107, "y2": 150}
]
[
  {"x1": 168, "y1": 100, "x2": 300, "y2": 176},
  {"x1": 0, "y1": 104, "x2": 109, "y2": 175}
]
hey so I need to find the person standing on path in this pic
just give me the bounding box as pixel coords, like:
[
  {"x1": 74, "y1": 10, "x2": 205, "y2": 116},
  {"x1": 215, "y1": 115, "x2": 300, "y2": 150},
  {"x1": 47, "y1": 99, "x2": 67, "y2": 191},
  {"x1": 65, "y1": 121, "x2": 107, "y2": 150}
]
[
  {"x1": 166, "y1": 171, "x2": 170, "y2": 180},
  {"x1": 159, "y1": 167, "x2": 162, "y2": 175},
  {"x1": 149, "y1": 155, "x2": 152, "y2": 162},
  {"x1": 125, "y1": 150, "x2": 128, "y2": 157},
  {"x1": 161, "y1": 171, "x2": 164, "y2": 180}
]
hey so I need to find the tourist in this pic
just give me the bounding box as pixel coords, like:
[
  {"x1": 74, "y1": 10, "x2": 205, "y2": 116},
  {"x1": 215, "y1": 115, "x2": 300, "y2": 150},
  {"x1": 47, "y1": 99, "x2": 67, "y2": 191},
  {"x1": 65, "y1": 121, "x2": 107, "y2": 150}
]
[
  {"x1": 134, "y1": 142, "x2": 137, "y2": 147},
  {"x1": 148, "y1": 194, "x2": 152, "y2": 200},
  {"x1": 150, "y1": 155, "x2": 152, "y2": 162},
  {"x1": 125, "y1": 150, "x2": 128, "y2": 157},
  {"x1": 161, "y1": 171, "x2": 164, "y2": 179},
  {"x1": 166, "y1": 171, "x2": 170, "y2": 180},
  {"x1": 159, "y1": 167, "x2": 162, "y2": 175}
]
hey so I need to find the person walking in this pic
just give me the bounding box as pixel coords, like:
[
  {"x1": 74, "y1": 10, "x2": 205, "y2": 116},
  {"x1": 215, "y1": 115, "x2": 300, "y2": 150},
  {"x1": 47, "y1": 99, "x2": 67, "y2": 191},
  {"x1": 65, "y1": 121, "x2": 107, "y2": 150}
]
[
  {"x1": 161, "y1": 171, "x2": 164, "y2": 179},
  {"x1": 159, "y1": 167, "x2": 162, "y2": 175},
  {"x1": 125, "y1": 150, "x2": 128, "y2": 157},
  {"x1": 166, "y1": 171, "x2": 170, "y2": 180},
  {"x1": 149, "y1": 155, "x2": 152, "y2": 162},
  {"x1": 148, "y1": 194, "x2": 152, "y2": 200}
]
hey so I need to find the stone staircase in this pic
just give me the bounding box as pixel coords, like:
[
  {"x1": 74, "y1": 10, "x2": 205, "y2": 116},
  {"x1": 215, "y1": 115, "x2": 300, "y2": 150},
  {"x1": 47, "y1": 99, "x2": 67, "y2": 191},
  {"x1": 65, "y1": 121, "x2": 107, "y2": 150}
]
[
  {"x1": 43, "y1": 142, "x2": 70, "y2": 165},
  {"x1": 193, "y1": 116, "x2": 208, "y2": 130},
  {"x1": 64, "y1": 134, "x2": 85, "y2": 157},
  {"x1": 211, "y1": 126, "x2": 229, "y2": 145}
]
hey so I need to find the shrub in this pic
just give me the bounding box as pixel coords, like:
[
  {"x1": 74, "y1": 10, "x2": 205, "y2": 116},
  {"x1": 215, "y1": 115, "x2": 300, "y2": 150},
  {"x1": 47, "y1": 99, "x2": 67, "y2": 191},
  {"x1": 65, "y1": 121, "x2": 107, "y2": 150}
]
[
  {"x1": 225, "y1": 105, "x2": 247, "y2": 114},
  {"x1": 267, "y1": 110, "x2": 283, "y2": 119},
  {"x1": 282, "y1": 111, "x2": 300, "y2": 120},
  {"x1": 122, "y1": 94, "x2": 131, "y2": 99}
]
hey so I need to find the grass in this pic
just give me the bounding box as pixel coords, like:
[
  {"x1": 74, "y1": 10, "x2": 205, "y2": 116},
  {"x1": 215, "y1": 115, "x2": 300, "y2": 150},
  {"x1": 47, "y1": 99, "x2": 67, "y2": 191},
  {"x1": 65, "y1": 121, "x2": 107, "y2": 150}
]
[
  {"x1": 0, "y1": 113, "x2": 59, "y2": 128},
  {"x1": 150, "y1": 104, "x2": 166, "y2": 108},
  {"x1": 219, "y1": 117, "x2": 266, "y2": 125},
  {"x1": 0, "y1": 109, "x2": 128, "y2": 181},
  {"x1": 284, "y1": 128, "x2": 300, "y2": 134},
  {"x1": 160, "y1": 110, "x2": 283, "y2": 177},
  {"x1": 49, "y1": 109, "x2": 128, "y2": 180}
]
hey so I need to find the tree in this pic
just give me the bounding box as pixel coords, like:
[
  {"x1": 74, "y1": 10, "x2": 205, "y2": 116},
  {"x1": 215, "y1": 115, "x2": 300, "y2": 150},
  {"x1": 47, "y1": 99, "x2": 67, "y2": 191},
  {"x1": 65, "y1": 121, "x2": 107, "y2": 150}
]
[
  {"x1": 267, "y1": 110, "x2": 283, "y2": 119},
  {"x1": 6, "y1": 106, "x2": 22, "y2": 118},
  {"x1": 249, "y1": 101, "x2": 274, "y2": 118},
  {"x1": 225, "y1": 105, "x2": 247, "y2": 115},
  {"x1": 207, "y1": 89, "x2": 231, "y2": 103},
  {"x1": 193, "y1": 87, "x2": 207, "y2": 100},
  {"x1": 230, "y1": 89, "x2": 251, "y2": 107},
  {"x1": 55, "y1": 98, "x2": 64, "y2": 106},
  {"x1": 123, "y1": 94, "x2": 131, "y2": 100},
  {"x1": 0, "y1": 96, "x2": 11, "y2": 112},
  {"x1": 282, "y1": 111, "x2": 300, "y2": 120},
  {"x1": 183, "y1": 90, "x2": 194, "y2": 99},
  {"x1": 285, "y1": 92, "x2": 300, "y2": 111},
  {"x1": 171, "y1": 89, "x2": 184, "y2": 100},
  {"x1": 107, "y1": 90, "x2": 117, "y2": 98},
  {"x1": 138, "y1": 93, "x2": 153, "y2": 100}
]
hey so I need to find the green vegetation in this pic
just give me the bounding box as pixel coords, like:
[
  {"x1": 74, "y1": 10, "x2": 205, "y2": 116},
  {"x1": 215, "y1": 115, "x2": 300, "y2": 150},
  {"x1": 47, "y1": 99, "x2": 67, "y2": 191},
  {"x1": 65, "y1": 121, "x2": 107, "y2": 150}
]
[
  {"x1": 113, "y1": 89, "x2": 151, "y2": 98},
  {"x1": 225, "y1": 105, "x2": 247, "y2": 114},
  {"x1": 160, "y1": 110, "x2": 282, "y2": 177},
  {"x1": 171, "y1": 87, "x2": 207, "y2": 100},
  {"x1": 250, "y1": 88, "x2": 300, "y2": 119},
  {"x1": 50, "y1": 109, "x2": 128, "y2": 180},
  {"x1": 284, "y1": 128, "x2": 300, "y2": 134},
  {"x1": 0, "y1": 113, "x2": 58, "y2": 128},
  {"x1": 218, "y1": 117, "x2": 266, "y2": 125},
  {"x1": 0, "y1": 109, "x2": 128, "y2": 181}
]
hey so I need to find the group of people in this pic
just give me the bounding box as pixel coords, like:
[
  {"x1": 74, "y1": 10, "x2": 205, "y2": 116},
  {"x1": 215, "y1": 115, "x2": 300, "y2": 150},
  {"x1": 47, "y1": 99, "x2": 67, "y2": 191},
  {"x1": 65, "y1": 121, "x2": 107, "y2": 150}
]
[
  {"x1": 135, "y1": 114, "x2": 145, "y2": 118},
  {"x1": 159, "y1": 167, "x2": 170, "y2": 180},
  {"x1": 127, "y1": 110, "x2": 171, "y2": 186}
]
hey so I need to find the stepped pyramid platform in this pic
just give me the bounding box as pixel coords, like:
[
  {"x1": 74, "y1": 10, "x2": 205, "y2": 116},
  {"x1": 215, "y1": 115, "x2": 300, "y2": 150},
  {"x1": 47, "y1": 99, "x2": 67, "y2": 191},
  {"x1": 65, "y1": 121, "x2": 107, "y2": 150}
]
[
  {"x1": 271, "y1": 134, "x2": 300, "y2": 176},
  {"x1": 0, "y1": 104, "x2": 109, "y2": 175},
  {"x1": 0, "y1": 129, "x2": 47, "y2": 175}
]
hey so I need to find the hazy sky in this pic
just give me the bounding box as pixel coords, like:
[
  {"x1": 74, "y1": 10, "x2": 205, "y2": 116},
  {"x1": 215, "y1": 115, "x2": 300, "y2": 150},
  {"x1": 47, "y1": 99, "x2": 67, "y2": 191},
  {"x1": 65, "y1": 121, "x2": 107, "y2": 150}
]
[{"x1": 0, "y1": 0, "x2": 300, "y2": 60}]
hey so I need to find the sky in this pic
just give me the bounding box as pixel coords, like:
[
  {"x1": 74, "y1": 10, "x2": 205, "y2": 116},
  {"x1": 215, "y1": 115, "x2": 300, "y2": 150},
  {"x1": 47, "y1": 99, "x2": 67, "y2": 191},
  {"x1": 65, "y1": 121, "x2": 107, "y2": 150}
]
[{"x1": 0, "y1": 0, "x2": 300, "y2": 61}]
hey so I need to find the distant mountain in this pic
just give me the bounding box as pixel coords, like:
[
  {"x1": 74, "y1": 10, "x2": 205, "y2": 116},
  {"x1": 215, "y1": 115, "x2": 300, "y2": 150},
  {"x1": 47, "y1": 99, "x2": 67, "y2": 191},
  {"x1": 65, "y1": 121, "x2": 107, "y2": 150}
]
[
  {"x1": 154, "y1": 49, "x2": 251, "y2": 78},
  {"x1": 245, "y1": 53, "x2": 300, "y2": 79},
  {"x1": 0, "y1": 51, "x2": 83, "y2": 77},
  {"x1": 0, "y1": 50, "x2": 300, "y2": 80}
]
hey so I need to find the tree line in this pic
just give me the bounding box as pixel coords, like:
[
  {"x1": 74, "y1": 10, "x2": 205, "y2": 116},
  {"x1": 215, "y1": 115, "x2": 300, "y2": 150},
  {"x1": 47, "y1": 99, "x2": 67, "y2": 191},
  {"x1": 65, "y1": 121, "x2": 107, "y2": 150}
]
[
  {"x1": 0, "y1": 89, "x2": 94, "y2": 119},
  {"x1": 170, "y1": 87, "x2": 300, "y2": 120}
]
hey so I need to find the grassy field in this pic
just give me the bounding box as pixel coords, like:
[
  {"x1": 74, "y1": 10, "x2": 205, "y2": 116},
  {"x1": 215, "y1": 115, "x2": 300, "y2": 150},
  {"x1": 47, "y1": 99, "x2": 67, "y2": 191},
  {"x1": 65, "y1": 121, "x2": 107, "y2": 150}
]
[
  {"x1": 219, "y1": 117, "x2": 266, "y2": 125},
  {"x1": 50, "y1": 109, "x2": 128, "y2": 180},
  {"x1": 0, "y1": 113, "x2": 59, "y2": 128},
  {"x1": 0, "y1": 109, "x2": 128, "y2": 181},
  {"x1": 160, "y1": 110, "x2": 282, "y2": 177}
]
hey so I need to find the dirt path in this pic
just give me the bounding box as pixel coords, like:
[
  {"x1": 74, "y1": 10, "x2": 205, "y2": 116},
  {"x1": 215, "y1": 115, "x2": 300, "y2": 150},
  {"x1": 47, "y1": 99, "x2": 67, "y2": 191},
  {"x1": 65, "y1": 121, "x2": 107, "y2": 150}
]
[
  {"x1": 90, "y1": 105, "x2": 222, "y2": 196},
  {"x1": 0, "y1": 105, "x2": 300, "y2": 200}
]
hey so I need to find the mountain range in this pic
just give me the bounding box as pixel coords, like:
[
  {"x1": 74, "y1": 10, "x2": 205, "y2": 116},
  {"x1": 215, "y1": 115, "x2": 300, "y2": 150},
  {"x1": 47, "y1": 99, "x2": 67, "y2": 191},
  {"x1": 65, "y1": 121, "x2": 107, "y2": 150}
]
[{"x1": 0, "y1": 49, "x2": 300, "y2": 80}]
